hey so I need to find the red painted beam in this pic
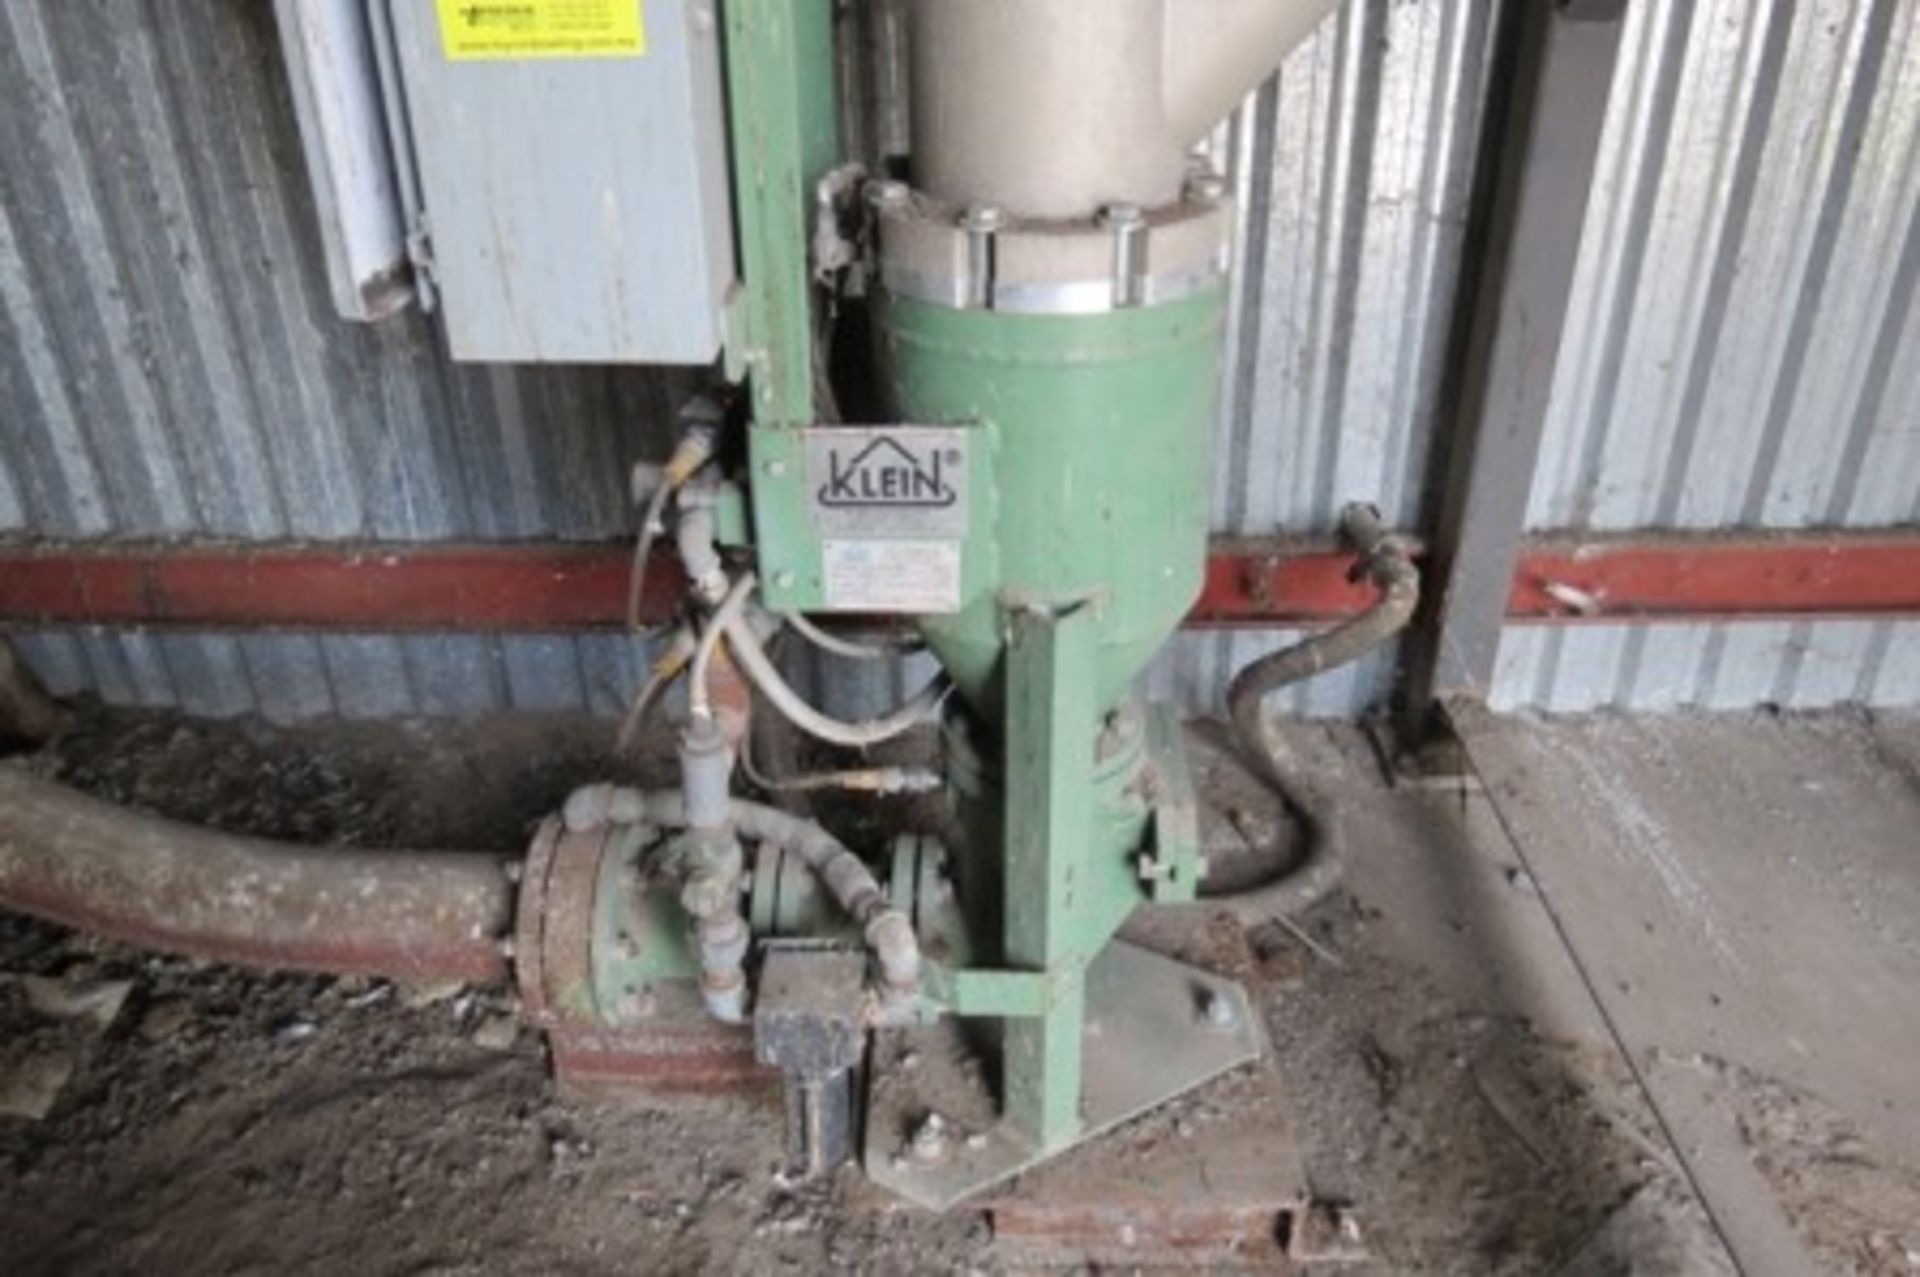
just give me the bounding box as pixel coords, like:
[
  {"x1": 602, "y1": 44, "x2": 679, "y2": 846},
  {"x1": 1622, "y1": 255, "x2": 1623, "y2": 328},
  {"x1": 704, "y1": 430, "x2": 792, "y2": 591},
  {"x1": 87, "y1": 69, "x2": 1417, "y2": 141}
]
[
  {"x1": 0, "y1": 543, "x2": 682, "y2": 631},
  {"x1": 1504, "y1": 535, "x2": 1920, "y2": 622},
  {"x1": 0, "y1": 532, "x2": 1916, "y2": 631}
]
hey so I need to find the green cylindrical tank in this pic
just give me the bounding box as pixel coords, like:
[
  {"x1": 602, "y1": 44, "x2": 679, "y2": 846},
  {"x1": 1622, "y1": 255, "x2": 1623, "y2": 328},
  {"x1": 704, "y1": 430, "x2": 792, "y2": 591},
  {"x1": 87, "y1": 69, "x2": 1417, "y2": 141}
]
[{"x1": 874, "y1": 285, "x2": 1227, "y2": 719}]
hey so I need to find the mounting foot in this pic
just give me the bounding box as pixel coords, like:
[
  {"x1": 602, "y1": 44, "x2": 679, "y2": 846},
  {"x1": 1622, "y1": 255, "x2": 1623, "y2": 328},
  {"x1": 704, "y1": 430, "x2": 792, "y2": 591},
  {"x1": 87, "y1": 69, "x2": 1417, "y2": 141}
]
[{"x1": 863, "y1": 938, "x2": 1263, "y2": 1210}]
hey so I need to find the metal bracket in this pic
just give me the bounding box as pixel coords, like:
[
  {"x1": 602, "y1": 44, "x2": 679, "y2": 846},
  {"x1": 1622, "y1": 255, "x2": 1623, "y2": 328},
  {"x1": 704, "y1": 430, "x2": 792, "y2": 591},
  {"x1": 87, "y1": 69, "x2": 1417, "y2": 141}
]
[{"x1": 864, "y1": 939, "x2": 1264, "y2": 1210}]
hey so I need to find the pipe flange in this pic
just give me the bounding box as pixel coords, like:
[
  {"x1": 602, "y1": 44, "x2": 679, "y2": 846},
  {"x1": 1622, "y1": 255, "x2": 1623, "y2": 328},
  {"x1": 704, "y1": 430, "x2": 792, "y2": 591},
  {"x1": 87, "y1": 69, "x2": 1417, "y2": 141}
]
[
  {"x1": 514, "y1": 816, "x2": 611, "y2": 1027},
  {"x1": 871, "y1": 178, "x2": 1233, "y2": 316}
]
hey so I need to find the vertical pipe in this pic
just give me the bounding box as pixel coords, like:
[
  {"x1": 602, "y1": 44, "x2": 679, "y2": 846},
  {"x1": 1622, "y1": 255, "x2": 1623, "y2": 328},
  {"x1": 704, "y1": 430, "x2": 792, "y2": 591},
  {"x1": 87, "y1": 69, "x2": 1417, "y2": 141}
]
[
  {"x1": 906, "y1": 0, "x2": 1340, "y2": 219},
  {"x1": 908, "y1": 0, "x2": 1177, "y2": 218}
]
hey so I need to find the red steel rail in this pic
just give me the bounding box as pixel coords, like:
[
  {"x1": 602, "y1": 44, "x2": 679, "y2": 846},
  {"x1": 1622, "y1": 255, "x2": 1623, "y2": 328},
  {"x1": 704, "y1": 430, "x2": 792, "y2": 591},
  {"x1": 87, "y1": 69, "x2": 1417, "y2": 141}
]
[{"x1": 0, "y1": 532, "x2": 1916, "y2": 631}]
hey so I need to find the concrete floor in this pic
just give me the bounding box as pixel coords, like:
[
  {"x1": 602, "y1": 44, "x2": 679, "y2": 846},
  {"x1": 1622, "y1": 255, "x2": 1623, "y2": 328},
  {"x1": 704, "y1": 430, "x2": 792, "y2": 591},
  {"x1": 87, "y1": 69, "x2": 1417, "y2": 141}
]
[{"x1": 1311, "y1": 706, "x2": 1920, "y2": 1274}]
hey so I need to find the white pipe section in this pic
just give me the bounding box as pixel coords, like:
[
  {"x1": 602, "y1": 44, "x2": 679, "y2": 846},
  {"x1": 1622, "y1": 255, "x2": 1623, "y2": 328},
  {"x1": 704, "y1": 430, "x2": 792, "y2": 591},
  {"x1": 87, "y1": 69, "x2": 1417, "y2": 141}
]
[
  {"x1": 908, "y1": 0, "x2": 1340, "y2": 219},
  {"x1": 273, "y1": 0, "x2": 414, "y2": 319},
  {"x1": 1162, "y1": 0, "x2": 1344, "y2": 144}
]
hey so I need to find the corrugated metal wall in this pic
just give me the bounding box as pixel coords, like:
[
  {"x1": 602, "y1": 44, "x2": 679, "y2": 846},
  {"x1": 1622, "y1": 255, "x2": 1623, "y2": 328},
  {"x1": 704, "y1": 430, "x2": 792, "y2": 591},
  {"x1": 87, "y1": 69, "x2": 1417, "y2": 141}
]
[
  {"x1": 2, "y1": 0, "x2": 1914, "y2": 723},
  {"x1": 0, "y1": 0, "x2": 690, "y2": 717},
  {"x1": 0, "y1": 1, "x2": 695, "y2": 544},
  {"x1": 1160, "y1": 0, "x2": 1497, "y2": 716},
  {"x1": 1, "y1": 0, "x2": 1494, "y2": 721},
  {"x1": 1489, "y1": 0, "x2": 1920, "y2": 712}
]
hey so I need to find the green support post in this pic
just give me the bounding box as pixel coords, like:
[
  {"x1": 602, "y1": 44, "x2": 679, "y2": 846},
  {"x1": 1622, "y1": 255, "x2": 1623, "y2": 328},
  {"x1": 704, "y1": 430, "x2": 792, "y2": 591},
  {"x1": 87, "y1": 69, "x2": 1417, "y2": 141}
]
[
  {"x1": 719, "y1": 0, "x2": 847, "y2": 612},
  {"x1": 719, "y1": 0, "x2": 835, "y2": 425},
  {"x1": 1001, "y1": 602, "x2": 1099, "y2": 1149},
  {"x1": 715, "y1": 0, "x2": 1269, "y2": 1208}
]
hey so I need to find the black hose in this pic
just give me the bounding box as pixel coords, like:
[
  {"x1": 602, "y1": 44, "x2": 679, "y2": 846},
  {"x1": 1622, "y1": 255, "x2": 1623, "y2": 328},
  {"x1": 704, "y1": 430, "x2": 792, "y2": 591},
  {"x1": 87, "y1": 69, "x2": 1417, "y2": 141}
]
[{"x1": 1206, "y1": 503, "x2": 1420, "y2": 923}]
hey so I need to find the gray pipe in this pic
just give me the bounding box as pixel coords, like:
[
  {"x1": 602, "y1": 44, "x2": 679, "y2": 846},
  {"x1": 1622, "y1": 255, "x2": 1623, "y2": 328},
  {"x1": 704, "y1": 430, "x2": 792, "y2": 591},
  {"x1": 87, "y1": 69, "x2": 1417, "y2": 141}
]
[{"x1": 907, "y1": 0, "x2": 1340, "y2": 219}]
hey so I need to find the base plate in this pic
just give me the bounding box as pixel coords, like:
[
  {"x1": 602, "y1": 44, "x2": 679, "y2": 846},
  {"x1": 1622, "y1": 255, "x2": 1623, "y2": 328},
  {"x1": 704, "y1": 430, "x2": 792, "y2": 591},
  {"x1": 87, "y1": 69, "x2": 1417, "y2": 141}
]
[{"x1": 864, "y1": 938, "x2": 1265, "y2": 1211}]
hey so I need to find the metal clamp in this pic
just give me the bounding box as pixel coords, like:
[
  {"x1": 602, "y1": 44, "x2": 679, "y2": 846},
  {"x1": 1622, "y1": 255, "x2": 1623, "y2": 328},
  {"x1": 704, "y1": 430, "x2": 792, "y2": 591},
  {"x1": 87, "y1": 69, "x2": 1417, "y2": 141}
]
[{"x1": 872, "y1": 175, "x2": 1234, "y2": 316}]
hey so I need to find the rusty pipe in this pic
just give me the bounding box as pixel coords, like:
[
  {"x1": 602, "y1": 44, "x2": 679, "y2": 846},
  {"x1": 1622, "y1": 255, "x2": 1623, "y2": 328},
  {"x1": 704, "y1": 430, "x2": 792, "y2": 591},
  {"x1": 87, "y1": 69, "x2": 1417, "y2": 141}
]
[{"x1": 0, "y1": 767, "x2": 514, "y2": 984}]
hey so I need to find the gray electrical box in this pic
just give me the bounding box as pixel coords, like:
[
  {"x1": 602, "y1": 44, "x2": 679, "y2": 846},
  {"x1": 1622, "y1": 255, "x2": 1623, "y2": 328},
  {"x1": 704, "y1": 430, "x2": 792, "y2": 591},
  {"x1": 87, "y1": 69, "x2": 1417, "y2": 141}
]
[{"x1": 379, "y1": 0, "x2": 735, "y2": 364}]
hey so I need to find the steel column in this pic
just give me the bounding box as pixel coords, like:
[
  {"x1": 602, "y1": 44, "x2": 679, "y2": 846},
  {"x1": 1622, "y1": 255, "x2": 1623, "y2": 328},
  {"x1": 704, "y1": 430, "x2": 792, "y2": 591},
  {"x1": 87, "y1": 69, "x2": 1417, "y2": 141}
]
[{"x1": 1401, "y1": 0, "x2": 1628, "y2": 722}]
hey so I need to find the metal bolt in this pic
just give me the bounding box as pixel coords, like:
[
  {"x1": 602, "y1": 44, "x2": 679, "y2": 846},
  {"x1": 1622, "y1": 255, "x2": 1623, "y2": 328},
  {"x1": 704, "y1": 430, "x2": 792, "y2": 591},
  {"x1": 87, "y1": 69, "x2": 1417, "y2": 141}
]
[
  {"x1": 1203, "y1": 989, "x2": 1238, "y2": 1031},
  {"x1": 909, "y1": 1112, "x2": 948, "y2": 1163},
  {"x1": 773, "y1": 569, "x2": 796, "y2": 590},
  {"x1": 959, "y1": 204, "x2": 1004, "y2": 234},
  {"x1": 763, "y1": 459, "x2": 787, "y2": 478},
  {"x1": 620, "y1": 987, "x2": 656, "y2": 1021},
  {"x1": 866, "y1": 179, "x2": 910, "y2": 210},
  {"x1": 1102, "y1": 204, "x2": 1147, "y2": 308},
  {"x1": 1186, "y1": 171, "x2": 1229, "y2": 205},
  {"x1": 960, "y1": 205, "x2": 1002, "y2": 309}
]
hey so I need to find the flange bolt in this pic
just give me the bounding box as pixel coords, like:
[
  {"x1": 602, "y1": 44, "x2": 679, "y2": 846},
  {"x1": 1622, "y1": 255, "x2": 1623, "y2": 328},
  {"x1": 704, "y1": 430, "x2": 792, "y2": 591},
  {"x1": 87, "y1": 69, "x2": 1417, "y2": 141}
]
[{"x1": 909, "y1": 1112, "x2": 948, "y2": 1163}]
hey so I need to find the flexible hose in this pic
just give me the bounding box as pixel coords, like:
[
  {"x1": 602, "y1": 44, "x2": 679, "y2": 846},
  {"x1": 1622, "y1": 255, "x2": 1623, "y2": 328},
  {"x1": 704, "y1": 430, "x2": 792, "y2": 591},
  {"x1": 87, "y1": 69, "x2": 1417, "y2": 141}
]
[
  {"x1": 722, "y1": 613, "x2": 948, "y2": 750},
  {"x1": 625, "y1": 424, "x2": 719, "y2": 636},
  {"x1": 688, "y1": 573, "x2": 757, "y2": 721},
  {"x1": 739, "y1": 729, "x2": 941, "y2": 796},
  {"x1": 626, "y1": 481, "x2": 672, "y2": 638},
  {"x1": 615, "y1": 625, "x2": 697, "y2": 755},
  {"x1": 1210, "y1": 503, "x2": 1420, "y2": 923},
  {"x1": 782, "y1": 610, "x2": 924, "y2": 662}
]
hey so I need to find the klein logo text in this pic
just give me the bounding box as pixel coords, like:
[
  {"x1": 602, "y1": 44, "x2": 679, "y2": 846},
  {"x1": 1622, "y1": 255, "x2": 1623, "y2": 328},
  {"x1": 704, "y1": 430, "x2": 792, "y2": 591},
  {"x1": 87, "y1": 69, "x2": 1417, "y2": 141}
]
[{"x1": 818, "y1": 437, "x2": 958, "y2": 510}]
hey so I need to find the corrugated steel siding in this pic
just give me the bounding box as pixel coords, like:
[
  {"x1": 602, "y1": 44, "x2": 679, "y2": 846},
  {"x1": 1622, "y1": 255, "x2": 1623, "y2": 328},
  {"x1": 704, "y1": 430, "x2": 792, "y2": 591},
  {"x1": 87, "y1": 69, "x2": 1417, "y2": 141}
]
[
  {"x1": 13, "y1": 2, "x2": 1911, "y2": 722},
  {"x1": 0, "y1": 0, "x2": 688, "y2": 547},
  {"x1": 1157, "y1": 0, "x2": 1496, "y2": 717},
  {"x1": 1494, "y1": 0, "x2": 1920, "y2": 712},
  {"x1": 1, "y1": 0, "x2": 1493, "y2": 721},
  {"x1": 0, "y1": 0, "x2": 683, "y2": 721},
  {"x1": 1213, "y1": 0, "x2": 1495, "y2": 536},
  {"x1": 1490, "y1": 620, "x2": 1920, "y2": 714}
]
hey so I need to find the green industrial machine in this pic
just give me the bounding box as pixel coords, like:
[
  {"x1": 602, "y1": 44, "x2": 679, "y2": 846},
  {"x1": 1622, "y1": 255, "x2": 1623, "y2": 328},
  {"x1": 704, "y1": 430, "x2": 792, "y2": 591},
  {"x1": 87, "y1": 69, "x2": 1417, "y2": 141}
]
[
  {"x1": 666, "y1": 0, "x2": 1289, "y2": 1203},
  {"x1": 272, "y1": 0, "x2": 1404, "y2": 1214}
]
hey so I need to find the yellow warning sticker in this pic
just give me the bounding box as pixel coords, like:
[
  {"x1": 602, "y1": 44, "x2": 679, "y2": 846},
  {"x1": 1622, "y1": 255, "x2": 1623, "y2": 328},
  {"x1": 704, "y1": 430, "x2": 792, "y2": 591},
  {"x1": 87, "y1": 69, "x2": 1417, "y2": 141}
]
[{"x1": 435, "y1": 0, "x2": 646, "y2": 60}]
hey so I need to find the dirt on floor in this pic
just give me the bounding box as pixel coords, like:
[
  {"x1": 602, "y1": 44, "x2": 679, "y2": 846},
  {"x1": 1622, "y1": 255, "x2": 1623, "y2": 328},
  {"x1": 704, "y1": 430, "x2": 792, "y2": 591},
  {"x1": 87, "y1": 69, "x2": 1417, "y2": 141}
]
[
  {"x1": 1690, "y1": 1051, "x2": 1920, "y2": 1275},
  {"x1": 0, "y1": 702, "x2": 1868, "y2": 1273}
]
